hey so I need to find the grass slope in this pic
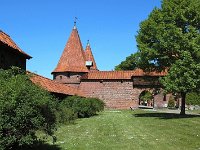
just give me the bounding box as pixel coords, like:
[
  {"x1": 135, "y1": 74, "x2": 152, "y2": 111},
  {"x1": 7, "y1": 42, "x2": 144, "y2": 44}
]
[{"x1": 42, "y1": 110, "x2": 200, "y2": 150}]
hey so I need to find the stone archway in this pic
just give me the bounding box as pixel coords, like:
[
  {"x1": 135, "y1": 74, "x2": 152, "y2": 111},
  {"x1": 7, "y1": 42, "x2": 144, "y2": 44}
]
[{"x1": 138, "y1": 90, "x2": 153, "y2": 107}]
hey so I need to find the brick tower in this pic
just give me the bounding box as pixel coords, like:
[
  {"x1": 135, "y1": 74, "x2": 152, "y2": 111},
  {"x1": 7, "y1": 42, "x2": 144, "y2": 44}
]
[{"x1": 52, "y1": 22, "x2": 89, "y2": 87}]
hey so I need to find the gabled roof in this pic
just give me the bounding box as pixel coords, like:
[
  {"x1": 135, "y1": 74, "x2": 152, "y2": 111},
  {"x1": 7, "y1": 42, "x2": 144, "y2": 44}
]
[
  {"x1": 0, "y1": 30, "x2": 32, "y2": 59},
  {"x1": 81, "y1": 69, "x2": 167, "y2": 80},
  {"x1": 28, "y1": 71, "x2": 84, "y2": 96},
  {"x1": 52, "y1": 27, "x2": 88, "y2": 73},
  {"x1": 85, "y1": 42, "x2": 98, "y2": 71}
]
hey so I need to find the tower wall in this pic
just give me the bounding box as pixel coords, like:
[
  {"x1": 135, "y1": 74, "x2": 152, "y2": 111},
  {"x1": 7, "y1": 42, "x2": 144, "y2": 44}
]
[{"x1": 53, "y1": 72, "x2": 86, "y2": 88}]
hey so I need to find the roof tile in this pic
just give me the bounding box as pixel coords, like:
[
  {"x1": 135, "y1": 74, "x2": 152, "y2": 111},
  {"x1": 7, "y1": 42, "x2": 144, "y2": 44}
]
[
  {"x1": 28, "y1": 71, "x2": 84, "y2": 96},
  {"x1": 52, "y1": 28, "x2": 88, "y2": 73},
  {"x1": 81, "y1": 69, "x2": 167, "y2": 80},
  {"x1": 0, "y1": 30, "x2": 32, "y2": 59}
]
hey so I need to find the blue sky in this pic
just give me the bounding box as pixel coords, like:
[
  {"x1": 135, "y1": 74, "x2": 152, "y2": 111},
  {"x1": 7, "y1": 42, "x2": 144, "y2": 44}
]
[{"x1": 0, "y1": 0, "x2": 161, "y2": 79}]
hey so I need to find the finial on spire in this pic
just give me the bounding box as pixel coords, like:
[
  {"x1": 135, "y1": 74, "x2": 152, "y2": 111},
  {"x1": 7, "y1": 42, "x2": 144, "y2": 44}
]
[
  {"x1": 87, "y1": 40, "x2": 90, "y2": 46},
  {"x1": 73, "y1": 17, "x2": 78, "y2": 29}
]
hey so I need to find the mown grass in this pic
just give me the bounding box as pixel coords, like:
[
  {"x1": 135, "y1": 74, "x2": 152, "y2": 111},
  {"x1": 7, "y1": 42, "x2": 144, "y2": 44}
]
[{"x1": 38, "y1": 110, "x2": 200, "y2": 150}]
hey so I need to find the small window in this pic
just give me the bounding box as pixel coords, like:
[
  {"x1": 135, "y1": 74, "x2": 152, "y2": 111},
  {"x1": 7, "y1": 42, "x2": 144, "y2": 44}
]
[{"x1": 59, "y1": 76, "x2": 62, "y2": 80}]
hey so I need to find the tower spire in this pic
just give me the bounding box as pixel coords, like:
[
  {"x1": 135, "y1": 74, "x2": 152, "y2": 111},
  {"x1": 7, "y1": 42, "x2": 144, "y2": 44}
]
[
  {"x1": 87, "y1": 40, "x2": 90, "y2": 46},
  {"x1": 73, "y1": 17, "x2": 78, "y2": 29},
  {"x1": 52, "y1": 22, "x2": 88, "y2": 73},
  {"x1": 85, "y1": 40, "x2": 98, "y2": 71}
]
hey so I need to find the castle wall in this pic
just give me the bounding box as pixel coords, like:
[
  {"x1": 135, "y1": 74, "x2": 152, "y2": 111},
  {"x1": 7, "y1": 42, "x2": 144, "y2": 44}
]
[
  {"x1": 80, "y1": 80, "x2": 136, "y2": 109},
  {"x1": 80, "y1": 79, "x2": 170, "y2": 109}
]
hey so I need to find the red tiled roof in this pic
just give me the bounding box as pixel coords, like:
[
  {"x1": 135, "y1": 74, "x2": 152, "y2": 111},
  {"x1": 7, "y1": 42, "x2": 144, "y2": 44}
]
[
  {"x1": 0, "y1": 30, "x2": 32, "y2": 59},
  {"x1": 81, "y1": 69, "x2": 167, "y2": 80},
  {"x1": 85, "y1": 43, "x2": 98, "y2": 71},
  {"x1": 52, "y1": 27, "x2": 88, "y2": 73},
  {"x1": 28, "y1": 71, "x2": 84, "y2": 96}
]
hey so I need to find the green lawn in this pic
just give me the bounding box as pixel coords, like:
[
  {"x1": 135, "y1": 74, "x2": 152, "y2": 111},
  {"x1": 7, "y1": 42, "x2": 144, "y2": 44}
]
[{"x1": 38, "y1": 110, "x2": 200, "y2": 150}]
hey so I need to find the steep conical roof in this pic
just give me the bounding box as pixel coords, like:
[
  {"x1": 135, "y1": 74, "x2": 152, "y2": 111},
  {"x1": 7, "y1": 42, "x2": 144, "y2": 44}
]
[
  {"x1": 52, "y1": 26, "x2": 88, "y2": 73},
  {"x1": 85, "y1": 41, "x2": 98, "y2": 71}
]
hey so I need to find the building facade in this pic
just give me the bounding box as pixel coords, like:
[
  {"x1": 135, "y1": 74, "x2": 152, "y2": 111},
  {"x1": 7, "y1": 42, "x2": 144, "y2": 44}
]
[
  {"x1": 0, "y1": 30, "x2": 31, "y2": 70},
  {"x1": 52, "y1": 24, "x2": 173, "y2": 109}
]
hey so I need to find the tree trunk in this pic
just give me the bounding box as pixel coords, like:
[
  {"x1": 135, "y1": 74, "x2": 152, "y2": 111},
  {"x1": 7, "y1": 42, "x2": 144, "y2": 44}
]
[{"x1": 180, "y1": 92, "x2": 186, "y2": 115}]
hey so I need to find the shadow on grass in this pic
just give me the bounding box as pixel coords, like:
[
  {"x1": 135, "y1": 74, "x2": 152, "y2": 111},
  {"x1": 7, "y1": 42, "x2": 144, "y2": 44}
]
[
  {"x1": 134, "y1": 112, "x2": 200, "y2": 119},
  {"x1": 18, "y1": 142, "x2": 61, "y2": 150}
]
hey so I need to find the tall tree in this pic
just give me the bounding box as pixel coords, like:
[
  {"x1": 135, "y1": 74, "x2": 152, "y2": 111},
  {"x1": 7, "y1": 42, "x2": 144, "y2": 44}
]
[{"x1": 136, "y1": 0, "x2": 200, "y2": 114}]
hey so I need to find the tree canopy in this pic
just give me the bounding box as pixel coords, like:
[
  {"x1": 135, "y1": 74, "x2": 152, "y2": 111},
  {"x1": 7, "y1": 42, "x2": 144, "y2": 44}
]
[
  {"x1": 137, "y1": 0, "x2": 200, "y2": 72},
  {"x1": 136, "y1": 0, "x2": 200, "y2": 114},
  {"x1": 115, "y1": 53, "x2": 139, "y2": 70}
]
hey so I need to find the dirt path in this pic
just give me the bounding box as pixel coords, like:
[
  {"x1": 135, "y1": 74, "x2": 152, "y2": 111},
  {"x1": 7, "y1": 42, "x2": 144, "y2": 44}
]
[{"x1": 154, "y1": 108, "x2": 200, "y2": 115}]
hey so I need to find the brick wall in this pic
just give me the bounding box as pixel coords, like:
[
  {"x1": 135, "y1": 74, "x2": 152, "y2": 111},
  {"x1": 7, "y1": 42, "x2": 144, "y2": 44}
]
[
  {"x1": 53, "y1": 72, "x2": 85, "y2": 86},
  {"x1": 80, "y1": 80, "x2": 145, "y2": 109},
  {"x1": 80, "y1": 79, "x2": 170, "y2": 109}
]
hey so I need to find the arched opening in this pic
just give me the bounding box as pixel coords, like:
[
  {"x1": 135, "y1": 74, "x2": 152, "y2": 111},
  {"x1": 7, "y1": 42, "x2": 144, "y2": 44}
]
[{"x1": 139, "y1": 90, "x2": 153, "y2": 107}]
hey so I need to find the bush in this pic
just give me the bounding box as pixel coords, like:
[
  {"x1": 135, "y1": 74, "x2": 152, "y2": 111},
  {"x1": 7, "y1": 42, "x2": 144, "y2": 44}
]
[
  {"x1": 56, "y1": 101, "x2": 77, "y2": 125},
  {"x1": 0, "y1": 68, "x2": 57, "y2": 149},
  {"x1": 60, "y1": 96, "x2": 105, "y2": 118},
  {"x1": 168, "y1": 96, "x2": 175, "y2": 108},
  {"x1": 186, "y1": 92, "x2": 200, "y2": 105}
]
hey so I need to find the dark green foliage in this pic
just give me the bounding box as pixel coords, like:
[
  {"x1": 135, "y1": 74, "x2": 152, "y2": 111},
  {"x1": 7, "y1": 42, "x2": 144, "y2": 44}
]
[
  {"x1": 168, "y1": 96, "x2": 175, "y2": 108},
  {"x1": 140, "y1": 91, "x2": 153, "y2": 102},
  {"x1": 136, "y1": 0, "x2": 200, "y2": 114},
  {"x1": 115, "y1": 53, "x2": 140, "y2": 71},
  {"x1": 62, "y1": 96, "x2": 105, "y2": 118},
  {"x1": 136, "y1": 0, "x2": 200, "y2": 72},
  {"x1": 56, "y1": 100, "x2": 77, "y2": 125},
  {"x1": 186, "y1": 92, "x2": 200, "y2": 105},
  {"x1": 139, "y1": 91, "x2": 153, "y2": 106},
  {"x1": 0, "y1": 67, "x2": 57, "y2": 149},
  {"x1": 72, "y1": 96, "x2": 105, "y2": 118}
]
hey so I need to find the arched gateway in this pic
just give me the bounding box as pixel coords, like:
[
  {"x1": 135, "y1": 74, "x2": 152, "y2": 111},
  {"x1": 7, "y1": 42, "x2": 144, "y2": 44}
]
[{"x1": 52, "y1": 23, "x2": 169, "y2": 109}]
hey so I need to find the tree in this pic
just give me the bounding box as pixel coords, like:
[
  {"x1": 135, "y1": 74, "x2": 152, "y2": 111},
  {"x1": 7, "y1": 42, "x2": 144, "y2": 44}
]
[
  {"x1": 0, "y1": 68, "x2": 57, "y2": 149},
  {"x1": 139, "y1": 91, "x2": 153, "y2": 106},
  {"x1": 186, "y1": 92, "x2": 200, "y2": 106},
  {"x1": 136, "y1": 0, "x2": 200, "y2": 114},
  {"x1": 115, "y1": 53, "x2": 139, "y2": 70}
]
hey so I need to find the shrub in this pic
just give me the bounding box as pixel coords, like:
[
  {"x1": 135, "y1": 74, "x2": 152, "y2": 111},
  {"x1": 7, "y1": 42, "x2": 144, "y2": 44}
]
[
  {"x1": 186, "y1": 92, "x2": 200, "y2": 105},
  {"x1": 168, "y1": 96, "x2": 175, "y2": 108},
  {"x1": 61, "y1": 96, "x2": 105, "y2": 118},
  {"x1": 56, "y1": 100, "x2": 77, "y2": 124},
  {"x1": 0, "y1": 68, "x2": 57, "y2": 149}
]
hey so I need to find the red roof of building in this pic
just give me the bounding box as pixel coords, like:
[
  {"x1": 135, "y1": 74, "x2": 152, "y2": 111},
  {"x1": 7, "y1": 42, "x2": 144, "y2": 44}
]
[
  {"x1": 0, "y1": 30, "x2": 32, "y2": 59},
  {"x1": 52, "y1": 27, "x2": 88, "y2": 73},
  {"x1": 28, "y1": 71, "x2": 84, "y2": 96},
  {"x1": 85, "y1": 42, "x2": 98, "y2": 71},
  {"x1": 81, "y1": 69, "x2": 167, "y2": 80}
]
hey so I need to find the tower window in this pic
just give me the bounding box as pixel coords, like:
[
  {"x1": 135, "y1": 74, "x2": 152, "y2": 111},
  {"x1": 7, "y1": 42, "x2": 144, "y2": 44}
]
[{"x1": 59, "y1": 76, "x2": 62, "y2": 80}]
